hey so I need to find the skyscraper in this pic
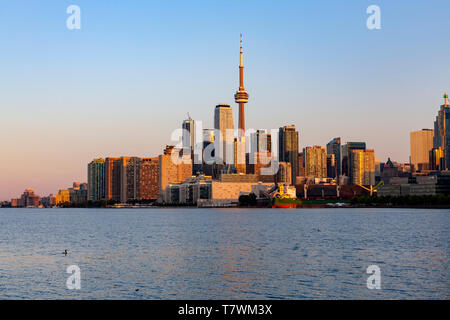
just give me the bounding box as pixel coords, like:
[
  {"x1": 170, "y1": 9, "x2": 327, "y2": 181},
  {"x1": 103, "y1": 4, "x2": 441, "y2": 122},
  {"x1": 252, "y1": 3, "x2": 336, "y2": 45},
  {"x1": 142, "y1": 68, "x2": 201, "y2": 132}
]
[
  {"x1": 433, "y1": 93, "x2": 450, "y2": 170},
  {"x1": 88, "y1": 158, "x2": 105, "y2": 201},
  {"x1": 410, "y1": 129, "x2": 434, "y2": 171},
  {"x1": 250, "y1": 130, "x2": 271, "y2": 154},
  {"x1": 278, "y1": 125, "x2": 299, "y2": 185},
  {"x1": 234, "y1": 33, "x2": 249, "y2": 137},
  {"x1": 327, "y1": 154, "x2": 337, "y2": 179},
  {"x1": 351, "y1": 149, "x2": 375, "y2": 186},
  {"x1": 234, "y1": 137, "x2": 246, "y2": 174},
  {"x1": 326, "y1": 137, "x2": 341, "y2": 177},
  {"x1": 303, "y1": 146, "x2": 327, "y2": 178},
  {"x1": 342, "y1": 142, "x2": 366, "y2": 182},
  {"x1": 214, "y1": 104, "x2": 234, "y2": 163},
  {"x1": 182, "y1": 116, "x2": 195, "y2": 153}
]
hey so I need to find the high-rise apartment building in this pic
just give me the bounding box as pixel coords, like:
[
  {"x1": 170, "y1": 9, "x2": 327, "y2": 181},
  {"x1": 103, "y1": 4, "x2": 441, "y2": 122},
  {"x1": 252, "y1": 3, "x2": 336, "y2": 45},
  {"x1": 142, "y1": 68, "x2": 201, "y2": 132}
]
[
  {"x1": 158, "y1": 145, "x2": 192, "y2": 193},
  {"x1": 433, "y1": 93, "x2": 450, "y2": 170},
  {"x1": 105, "y1": 157, "x2": 122, "y2": 201},
  {"x1": 278, "y1": 125, "x2": 299, "y2": 185},
  {"x1": 87, "y1": 158, "x2": 105, "y2": 201},
  {"x1": 303, "y1": 146, "x2": 327, "y2": 178},
  {"x1": 351, "y1": 149, "x2": 375, "y2": 186},
  {"x1": 326, "y1": 137, "x2": 341, "y2": 177},
  {"x1": 140, "y1": 157, "x2": 159, "y2": 200},
  {"x1": 410, "y1": 129, "x2": 434, "y2": 171},
  {"x1": 123, "y1": 157, "x2": 141, "y2": 203}
]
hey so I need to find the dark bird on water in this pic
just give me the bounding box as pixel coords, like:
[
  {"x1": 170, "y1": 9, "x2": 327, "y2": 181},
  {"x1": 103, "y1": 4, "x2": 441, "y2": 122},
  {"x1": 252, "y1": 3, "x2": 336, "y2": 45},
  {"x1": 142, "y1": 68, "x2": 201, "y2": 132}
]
[{"x1": 63, "y1": 249, "x2": 68, "y2": 256}]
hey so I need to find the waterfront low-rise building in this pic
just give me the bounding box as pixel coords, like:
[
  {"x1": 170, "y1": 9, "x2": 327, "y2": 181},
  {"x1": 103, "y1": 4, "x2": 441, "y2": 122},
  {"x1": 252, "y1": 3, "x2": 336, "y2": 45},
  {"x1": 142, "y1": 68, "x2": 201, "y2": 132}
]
[{"x1": 378, "y1": 174, "x2": 450, "y2": 196}]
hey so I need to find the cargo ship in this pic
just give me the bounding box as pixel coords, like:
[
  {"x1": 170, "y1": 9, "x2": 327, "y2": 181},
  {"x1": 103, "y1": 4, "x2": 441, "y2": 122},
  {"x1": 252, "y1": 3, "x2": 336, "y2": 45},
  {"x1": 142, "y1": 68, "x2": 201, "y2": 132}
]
[
  {"x1": 271, "y1": 197, "x2": 303, "y2": 208},
  {"x1": 270, "y1": 185, "x2": 302, "y2": 208}
]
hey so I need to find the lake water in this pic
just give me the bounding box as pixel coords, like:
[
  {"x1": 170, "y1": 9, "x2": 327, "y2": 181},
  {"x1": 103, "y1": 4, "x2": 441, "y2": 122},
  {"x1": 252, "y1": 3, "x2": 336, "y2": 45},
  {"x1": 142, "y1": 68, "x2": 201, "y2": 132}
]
[{"x1": 0, "y1": 208, "x2": 448, "y2": 299}]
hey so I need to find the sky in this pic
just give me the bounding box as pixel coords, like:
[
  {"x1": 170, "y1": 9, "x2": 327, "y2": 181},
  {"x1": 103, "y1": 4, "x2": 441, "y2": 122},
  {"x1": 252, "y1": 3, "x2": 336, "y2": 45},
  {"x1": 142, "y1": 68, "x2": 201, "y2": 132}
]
[{"x1": 1, "y1": 0, "x2": 449, "y2": 200}]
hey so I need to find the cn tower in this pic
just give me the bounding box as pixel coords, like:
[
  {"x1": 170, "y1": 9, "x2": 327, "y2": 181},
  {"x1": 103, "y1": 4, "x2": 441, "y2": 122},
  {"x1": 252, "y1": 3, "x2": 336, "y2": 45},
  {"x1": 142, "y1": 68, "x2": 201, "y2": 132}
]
[{"x1": 234, "y1": 34, "x2": 249, "y2": 137}]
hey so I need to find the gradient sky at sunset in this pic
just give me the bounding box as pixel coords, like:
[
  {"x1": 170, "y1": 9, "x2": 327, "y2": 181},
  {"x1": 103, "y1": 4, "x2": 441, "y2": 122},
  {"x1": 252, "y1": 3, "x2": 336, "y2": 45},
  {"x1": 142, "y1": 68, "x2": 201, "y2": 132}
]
[{"x1": 1, "y1": 0, "x2": 449, "y2": 200}]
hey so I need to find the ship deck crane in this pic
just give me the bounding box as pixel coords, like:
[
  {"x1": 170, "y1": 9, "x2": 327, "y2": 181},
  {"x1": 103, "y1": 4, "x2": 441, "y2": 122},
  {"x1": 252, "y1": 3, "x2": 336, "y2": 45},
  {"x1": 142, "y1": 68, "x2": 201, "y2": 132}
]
[{"x1": 357, "y1": 180, "x2": 384, "y2": 196}]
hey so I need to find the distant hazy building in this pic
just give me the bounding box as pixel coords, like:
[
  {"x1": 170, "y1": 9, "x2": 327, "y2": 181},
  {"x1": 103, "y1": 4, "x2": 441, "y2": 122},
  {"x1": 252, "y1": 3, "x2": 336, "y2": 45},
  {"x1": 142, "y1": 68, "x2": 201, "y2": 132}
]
[
  {"x1": 279, "y1": 125, "x2": 299, "y2": 185},
  {"x1": 326, "y1": 137, "x2": 341, "y2": 177},
  {"x1": 40, "y1": 194, "x2": 56, "y2": 207},
  {"x1": 410, "y1": 129, "x2": 434, "y2": 172},
  {"x1": 69, "y1": 182, "x2": 88, "y2": 203},
  {"x1": 214, "y1": 104, "x2": 234, "y2": 163},
  {"x1": 55, "y1": 189, "x2": 70, "y2": 205},
  {"x1": 433, "y1": 93, "x2": 450, "y2": 170},
  {"x1": 351, "y1": 149, "x2": 375, "y2": 186},
  {"x1": 88, "y1": 158, "x2": 106, "y2": 201},
  {"x1": 303, "y1": 146, "x2": 327, "y2": 179},
  {"x1": 381, "y1": 158, "x2": 400, "y2": 184},
  {"x1": 342, "y1": 142, "x2": 366, "y2": 182},
  {"x1": 12, "y1": 188, "x2": 40, "y2": 207},
  {"x1": 375, "y1": 157, "x2": 381, "y2": 179}
]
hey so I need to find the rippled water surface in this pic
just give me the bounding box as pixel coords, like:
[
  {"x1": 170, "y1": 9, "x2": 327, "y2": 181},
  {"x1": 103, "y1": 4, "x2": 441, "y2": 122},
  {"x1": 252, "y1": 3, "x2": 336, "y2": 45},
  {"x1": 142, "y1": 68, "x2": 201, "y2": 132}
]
[{"x1": 0, "y1": 208, "x2": 448, "y2": 299}]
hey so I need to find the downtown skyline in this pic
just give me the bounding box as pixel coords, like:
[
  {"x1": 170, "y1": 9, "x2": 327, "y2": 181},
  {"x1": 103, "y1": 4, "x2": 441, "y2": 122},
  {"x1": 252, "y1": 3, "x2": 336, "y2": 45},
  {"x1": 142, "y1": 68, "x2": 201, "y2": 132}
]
[{"x1": 1, "y1": 0, "x2": 450, "y2": 200}]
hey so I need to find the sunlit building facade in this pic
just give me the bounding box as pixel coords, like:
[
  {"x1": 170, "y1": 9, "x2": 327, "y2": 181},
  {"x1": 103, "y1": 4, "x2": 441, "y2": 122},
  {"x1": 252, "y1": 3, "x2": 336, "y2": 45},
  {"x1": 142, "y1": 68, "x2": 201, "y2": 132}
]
[
  {"x1": 304, "y1": 146, "x2": 327, "y2": 179},
  {"x1": 351, "y1": 149, "x2": 375, "y2": 186},
  {"x1": 140, "y1": 157, "x2": 159, "y2": 200},
  {"x1": 410, "y1": 129, "x2": 434, "y2": 171},
  {"x1": 433, "y1": 93, "x2": 450, "y2": 170},
  {"x1": 214, "y1": 104, "x2": 234, "y2": 163}
]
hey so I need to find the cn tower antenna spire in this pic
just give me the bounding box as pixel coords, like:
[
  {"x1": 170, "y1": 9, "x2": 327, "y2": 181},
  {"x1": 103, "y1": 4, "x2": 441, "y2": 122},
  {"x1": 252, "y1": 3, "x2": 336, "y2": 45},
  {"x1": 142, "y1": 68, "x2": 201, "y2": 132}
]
[
  {"x1": 235, "y1": 33, "x2": 249, "y2": 136},
  {"x1": 240, "y1": 33, "x2": 243, "y2": 68}
]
